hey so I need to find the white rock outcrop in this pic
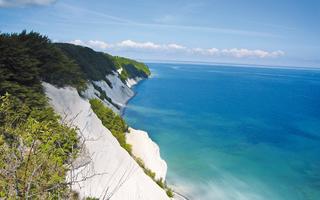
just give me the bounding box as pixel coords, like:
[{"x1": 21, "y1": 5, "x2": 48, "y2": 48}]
[
  {"x1": 81, "y1": 73, "x2": 134, "y2": 113},
  {"x1": 44, "y1": 83, "x2": 170, "y2": 200},
  {"x1": 127, "y1": 128, "x2": 167, "y2": 180},
  {"x1": 126, "y1": 77, "x2": 143, "y2": 88}
]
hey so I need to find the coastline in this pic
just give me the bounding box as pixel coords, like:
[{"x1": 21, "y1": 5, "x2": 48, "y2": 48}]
[
  {"x1": 44, "y1": 82, "x2": 171, "y2": 200},
  {"x1": 122, "y1": 76, "x2": 190, "y2": 200},
  {"x1": 120, "y1": 77, "x2": 146, "y2": 115},
  {"x1": 122, "y1": 77, "x2": 168, "y2": 179}
]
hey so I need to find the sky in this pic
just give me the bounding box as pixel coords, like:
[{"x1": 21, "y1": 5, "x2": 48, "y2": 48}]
[{"x1": 0, "y1": 0, "x2": 320, "y2": 67}]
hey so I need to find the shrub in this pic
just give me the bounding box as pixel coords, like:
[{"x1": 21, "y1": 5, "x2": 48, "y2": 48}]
[
  {"x1": 0, "y1": 31, "x2": 87, "y2": 107},
  {"x1": 156, "y1": 178, "x2": 165, "y2": 189},
  {"x1": 89, "y1": 98, "x2": 130, "y2": 154},
  {"x1": 0, "y1": 94, "x2": 79, "y2": 198},
  {"x1": 166, "y1": 188, "x2": 174, "y2": 198}
]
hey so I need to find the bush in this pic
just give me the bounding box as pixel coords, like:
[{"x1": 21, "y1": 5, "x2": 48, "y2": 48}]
[
  {"x1": 89, "y1": 99, "x2": 130, "y2": 154},
  {"x1": 156, "y1": 178, "x2": 165, "y2": 189},
  {"x1": 0, "y1": 94, "x2": 79, "y2": 198},
  {"x1": 166, "y1": 188, "x2": 174, "y2": 198},
  {"x1": 0, "y1": 31, "x2": 87, "y2": 107}
]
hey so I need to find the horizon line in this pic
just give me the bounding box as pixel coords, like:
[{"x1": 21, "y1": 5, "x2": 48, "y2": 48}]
[{"x1": 138, "y1": 59, "x2": 320, "y2": 70}]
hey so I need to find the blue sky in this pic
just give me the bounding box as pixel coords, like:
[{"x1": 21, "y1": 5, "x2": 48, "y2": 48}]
[{"x1": 1, "y1": 0, "x2": 319, "y2": 67}]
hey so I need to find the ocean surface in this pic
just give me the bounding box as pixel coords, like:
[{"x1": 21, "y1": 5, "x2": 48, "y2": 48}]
[{"x1": 123, "y1": 63, "x2": 320, "y2": 200}]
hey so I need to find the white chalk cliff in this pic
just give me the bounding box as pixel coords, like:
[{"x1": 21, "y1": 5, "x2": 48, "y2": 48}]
[
  {"x1": 81, "y1": 73, "x2": 134, "y2": 113},
  {"x1": 43, "y1": 72, "x2": 170, "y2": 200},
  {"x1": 127, "y1": 128, "x2": 167, "y2": 180}
]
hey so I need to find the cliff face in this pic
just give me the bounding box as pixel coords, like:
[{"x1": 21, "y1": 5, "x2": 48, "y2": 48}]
[
  {"x1": 44, "y1": 81, "x2": 170, "y2": 200},
  {"x1": 127, "y1": 128, "x2": 167, "y2": 180},
  {"x1": 56, "y1": 43, "x2": 150, "y2": 113},
  {"x1": 81, "y1": 73, "x2": 134, "y2": 113},
  {"x1": 43, "y1": 61, "x2": 169, "y2": 199},
  {"x1": 1, "y1": 32, "x2": 169, "y2": 199}
]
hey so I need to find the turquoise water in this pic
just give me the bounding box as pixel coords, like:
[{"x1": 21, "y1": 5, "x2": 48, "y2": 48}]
[{"x1": 124, "y1": 63, "x2": 320, "y2": 200}]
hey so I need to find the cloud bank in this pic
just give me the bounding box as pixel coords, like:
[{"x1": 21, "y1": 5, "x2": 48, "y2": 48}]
[
  {"x1": 0, "y1": 0, "x2": 55, "y2": 7},
  {"x1": 69, "y1": 39, "x2": 284, "y2": 59}
]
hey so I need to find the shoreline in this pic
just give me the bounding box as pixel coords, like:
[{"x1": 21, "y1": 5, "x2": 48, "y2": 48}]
[
  {"x1": 123, "y1": 77, "x2": 190, "y2": 200},
  {"x1": 44, "y1": 82, "x2": 172, "y2": 199},
  {"x1": 120, "y1": 78, "x2": 147, "y2": 116}
]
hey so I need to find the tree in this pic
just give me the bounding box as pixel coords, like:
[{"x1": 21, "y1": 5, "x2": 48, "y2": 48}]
[{"x1": 0, "y1": 94, "x2": 78, "y2": 199}]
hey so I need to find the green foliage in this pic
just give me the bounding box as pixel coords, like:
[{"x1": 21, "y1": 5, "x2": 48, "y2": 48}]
[
  {"x1": 135, "y1": 157, "x2": 156, "y2": 179},
  {"x1": 92, "y1": 83, "x2": 108, "y2": 100},
  {"x1": 0, "y1": 30, "x2": 157, "y2": 198},
  {"x1": 56, "y1": 43, "x2": 151, "y2": 84},
  {"x1": 156, "y1": 178, "x2": 165, "y2": 189},
  {"x1": 133, "y1": 156, "x2": 174, "y2": 198},
  {"x1": 85, "y1": 197, "x2": 99, "y2": 200},
  {"x1": 0, "y1": 31, "x2": 150, "y2": 106},
  {"x1": 112, "y1": 56, "x2": 151, "y2": 81},
  {"x1": 166, "y1": 188, "x2": 174, "y2": 198},
  {"x1": 18, "y1": 31, "x2": 86, "y2": 89},
  {"x1": 0, "y1": 31, "x2": 87, "y2": 108},
  {"x1": 0, "y1": 94, "x2": 78, "y2": 198},
  {"x1": 92, "y1": 83, "x2": 120, "y2": 109},
  {"x1": 0, "y1": 31, "x2": 82, "y2": 198},
  {"x1": 120, "y1": 68, "x2": 130, "y2": 82},
  {"x1": 56, "y1": 43, "x2": 117, "y2": 83},
  {"x1": 89, "y1": 99, "x2": 131, "y2": 153}
]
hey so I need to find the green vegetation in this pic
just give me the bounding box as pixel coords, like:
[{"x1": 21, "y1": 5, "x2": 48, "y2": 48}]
[
  {"x1": 56, "y1": 43, "x2": 151, "y2": 85},
  {"x1": 89, "y1": 99, "x2": 132, "y2": 153},
  {"x1": 0, "y1": 94, "x2": 78, "y2": 198},
  {"x1": 166, "y1": 188, "x2": 174, "y2": 198},
  {"x1": 112, "y1": 56, "x2": 151, "y2": 81},
  {"x1": 0, "y1": 31, "x2": 87, "y2": 108},
  {"x1": 85, "y1": 197, "x2": 99, "y2": 200},
  {"x1": 0, "y1": 31, "x2": 82, "y2": 198},
  {"x1": 89, "y1": 98, "x2": 173, "y2": 198},
  {"x1": 56, "y1": 43, "x2": 116, "y2": 86},
  {"x1": 135, "y1": 156, "x2": 173, "y2": 197},
  {"x1": 0, "y1": 31, "x2": 150, "y2": 105},
  {"x1": 0, "y1": 30, "x2": 166, "y2": 198},
  {"x1": 92, "y1": 83, "x2": 120, "y2": 109},
  {"x1": 135, "y1": 157, "x2": 156, "y2": 179}
]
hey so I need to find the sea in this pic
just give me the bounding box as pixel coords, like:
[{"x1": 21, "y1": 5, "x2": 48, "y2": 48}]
[{"x1": 123, "y1": 63, "x2": 320, "y2": 200}]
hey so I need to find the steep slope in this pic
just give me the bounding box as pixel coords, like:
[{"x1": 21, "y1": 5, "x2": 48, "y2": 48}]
[
  {"x1": 111, "y1": 56, "x2": 151, "y2": 88},
  {"x1": 56, "y1": 43, "x2": 150, "y2": 112},
  {"x1": 0, "y1": 31, "x2": 84, "y2": 198},
  {"x1": 1, "y1": 31, "x2": 170, "y2": 199},
  {"x1": 81, "y1": 73, "x2": 134, "y2": 112},
  {"x1": 44, "y1": 83, "x2": 170, "y2": 200},
  {"x1": 127, "y1": 128, "x2": 167, "y2": 180}
]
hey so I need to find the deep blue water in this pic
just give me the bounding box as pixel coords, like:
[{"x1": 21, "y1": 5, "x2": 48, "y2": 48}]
[{"x1": 124, "y1": 63, "x2": 320, "y2": 200}]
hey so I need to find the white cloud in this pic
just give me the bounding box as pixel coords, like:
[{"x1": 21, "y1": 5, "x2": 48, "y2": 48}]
[
  {"x1": 0, "y1": 0, "x2": 55, "y2": 7},
  {"x1": 69, "y1": 39, "x2": 86, "y2": 46},
  {"x1": 67, "y1": 39, "x2": 284, "y2": 59},
  {"x1": 221, "y1": 48, "x2": 284, "y2": 58},
  {"x1": 117, "y1": 40, "x2": 161, "y2": 50},
  {"x1": 87, "y1": 40, "x2": 111, "y2": 49},
  {"x1": 115, "y1": 40, "x2": 187, "y2": 52},
  {"x1": 167, "y1": 43, "x2": 187, "y2": 50}
]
